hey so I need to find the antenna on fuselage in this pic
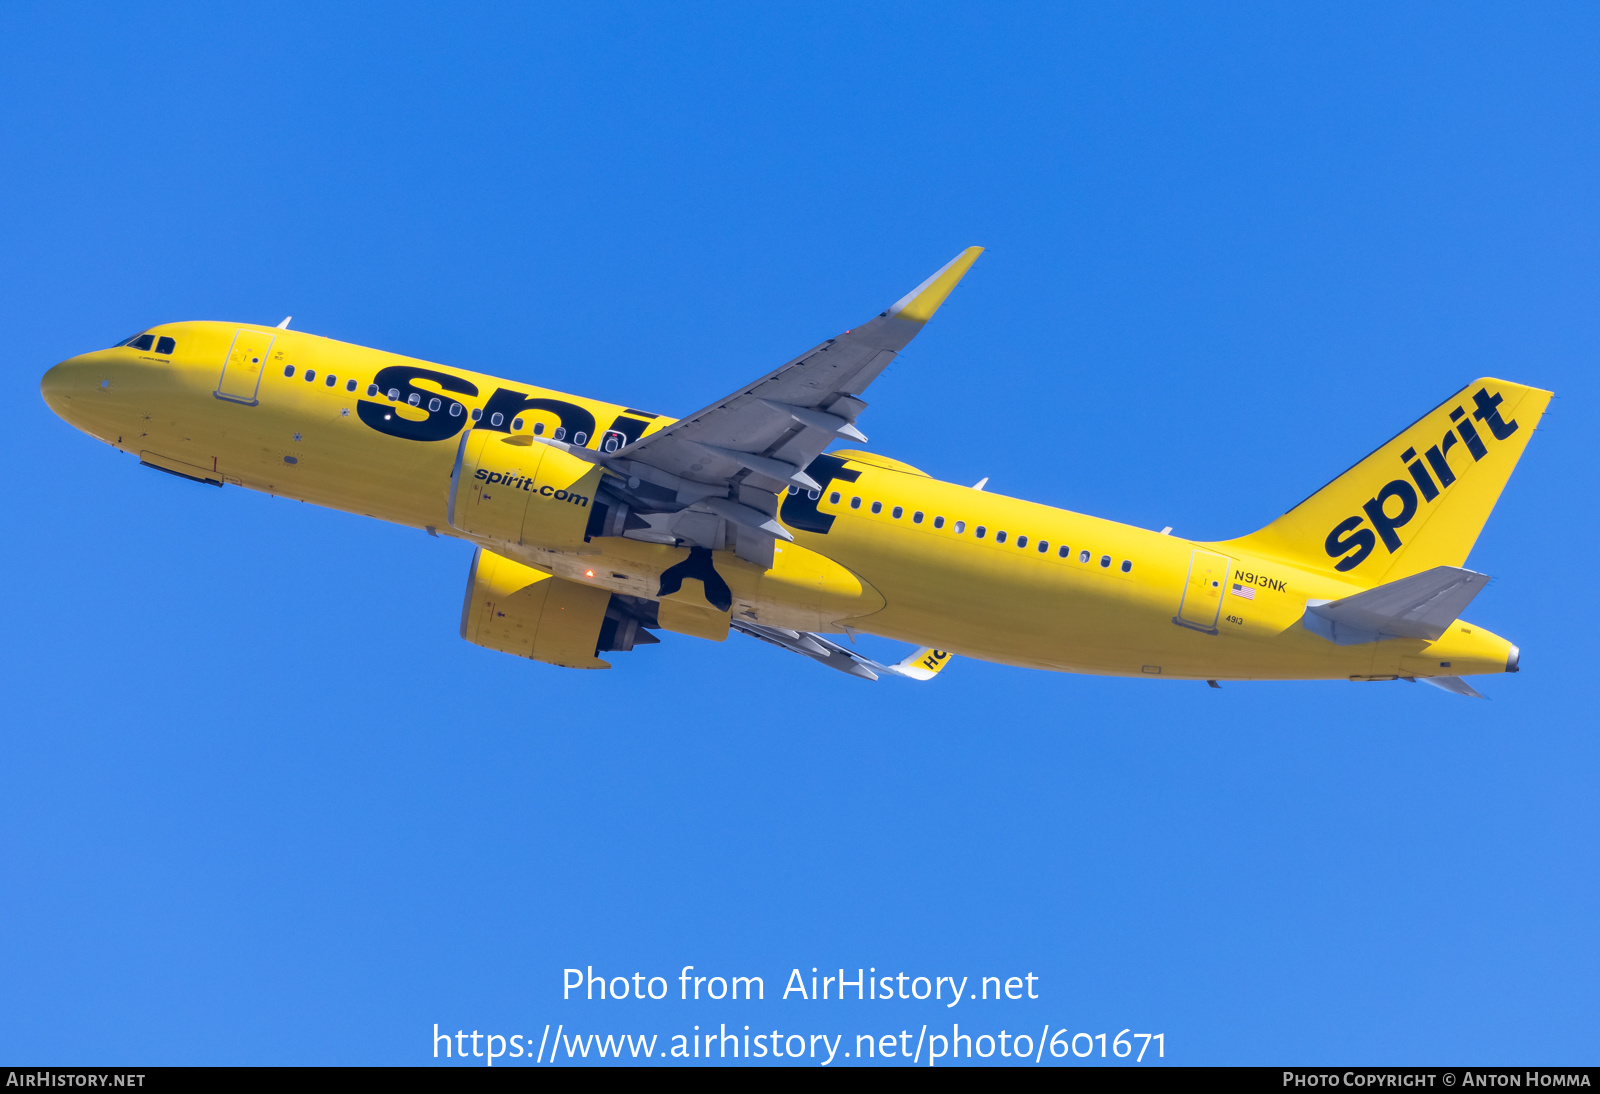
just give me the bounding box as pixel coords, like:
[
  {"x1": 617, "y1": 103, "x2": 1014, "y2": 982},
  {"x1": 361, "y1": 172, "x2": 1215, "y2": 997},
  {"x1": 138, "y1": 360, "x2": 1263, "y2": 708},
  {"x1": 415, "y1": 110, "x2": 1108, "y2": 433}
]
[
  {"x1": 276, "y1": 316, "x2": 292, "y2": 329},
  {"x1": 972, "y1": 477, "x2": 988, "y2": 491}
]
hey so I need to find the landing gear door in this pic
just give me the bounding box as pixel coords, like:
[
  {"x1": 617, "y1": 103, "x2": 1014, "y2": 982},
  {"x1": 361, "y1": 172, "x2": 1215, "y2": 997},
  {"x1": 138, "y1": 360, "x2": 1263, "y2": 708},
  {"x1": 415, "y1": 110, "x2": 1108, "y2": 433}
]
[
  {"x1": 1175, "y1": 549, "x2": 1231, "y2": 634},
  {"x1": 215, "y1": 328, "x2": 277, "y2": 406}
]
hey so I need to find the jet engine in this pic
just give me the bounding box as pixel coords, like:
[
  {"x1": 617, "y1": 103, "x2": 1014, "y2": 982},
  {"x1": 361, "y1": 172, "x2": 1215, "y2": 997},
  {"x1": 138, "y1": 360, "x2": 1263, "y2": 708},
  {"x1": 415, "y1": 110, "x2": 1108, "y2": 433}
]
[
  {"x1": 460, "y1": 547, "x2": 662, "y2": 669},
  {"x1": 448, "y1": 429, "x2": 608, "y2": 551}
]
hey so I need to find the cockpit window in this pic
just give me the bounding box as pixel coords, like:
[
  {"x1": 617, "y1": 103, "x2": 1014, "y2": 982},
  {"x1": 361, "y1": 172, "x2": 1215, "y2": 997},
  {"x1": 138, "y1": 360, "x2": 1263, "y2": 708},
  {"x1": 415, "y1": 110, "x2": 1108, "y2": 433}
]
[{"x1": 117, "y1": 332, "x2": 177, "y2": 353}]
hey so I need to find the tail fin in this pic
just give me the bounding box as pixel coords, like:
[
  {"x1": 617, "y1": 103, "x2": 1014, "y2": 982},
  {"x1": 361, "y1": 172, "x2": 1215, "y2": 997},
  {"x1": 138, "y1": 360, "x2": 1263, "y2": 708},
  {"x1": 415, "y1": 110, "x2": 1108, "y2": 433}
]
[{"x1": 1221, "y1": 378, "x2": 1551, "y2": 584}]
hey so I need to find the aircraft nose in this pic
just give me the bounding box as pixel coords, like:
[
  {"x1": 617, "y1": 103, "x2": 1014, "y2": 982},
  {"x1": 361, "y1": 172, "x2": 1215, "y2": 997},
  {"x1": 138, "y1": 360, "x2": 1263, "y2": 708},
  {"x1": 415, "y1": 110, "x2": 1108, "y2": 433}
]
[{"x1": 41, "y1": 358, "x2": 96, "y2": 422}]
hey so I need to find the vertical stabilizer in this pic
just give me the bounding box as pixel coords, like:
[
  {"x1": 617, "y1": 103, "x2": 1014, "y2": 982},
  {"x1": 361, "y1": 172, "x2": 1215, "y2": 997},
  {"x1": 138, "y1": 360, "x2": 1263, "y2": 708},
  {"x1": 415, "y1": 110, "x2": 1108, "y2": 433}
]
[{"x1": 1219, "y1": 378, "x2": 1551, "y2": 583}]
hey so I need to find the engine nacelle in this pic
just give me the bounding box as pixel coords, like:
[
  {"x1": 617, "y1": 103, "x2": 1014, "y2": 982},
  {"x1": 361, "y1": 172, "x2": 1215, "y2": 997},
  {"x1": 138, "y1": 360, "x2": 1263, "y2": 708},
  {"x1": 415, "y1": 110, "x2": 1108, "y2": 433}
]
[
  {"x1": 448, "y1": 430, "x2": 607, "y2": 551},
  {"x1": 460, "y1": 547, "x2": 615, "y2": 668}
]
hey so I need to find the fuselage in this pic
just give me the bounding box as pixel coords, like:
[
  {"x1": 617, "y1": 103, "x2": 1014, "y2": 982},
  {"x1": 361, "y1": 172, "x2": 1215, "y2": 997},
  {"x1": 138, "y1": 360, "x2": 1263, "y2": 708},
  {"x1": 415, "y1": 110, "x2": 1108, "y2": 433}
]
[{"x1": 41, "y1": 320, "x2": 1517, "y2": 681}]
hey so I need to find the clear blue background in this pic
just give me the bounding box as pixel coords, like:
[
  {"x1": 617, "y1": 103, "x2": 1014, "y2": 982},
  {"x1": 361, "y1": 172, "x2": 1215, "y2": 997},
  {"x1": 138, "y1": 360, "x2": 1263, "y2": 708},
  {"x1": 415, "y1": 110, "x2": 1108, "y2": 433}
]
[{"x1": 1, "y1": 2, "x2": 1595, "y2": 1066}]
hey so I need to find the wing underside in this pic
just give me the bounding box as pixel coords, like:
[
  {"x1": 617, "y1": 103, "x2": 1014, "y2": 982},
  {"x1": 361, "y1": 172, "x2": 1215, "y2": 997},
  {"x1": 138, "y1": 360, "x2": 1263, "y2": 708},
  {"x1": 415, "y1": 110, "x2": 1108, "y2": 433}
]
[{"x1": 732, "y1": 620, "x2": 952, "y2": 682}]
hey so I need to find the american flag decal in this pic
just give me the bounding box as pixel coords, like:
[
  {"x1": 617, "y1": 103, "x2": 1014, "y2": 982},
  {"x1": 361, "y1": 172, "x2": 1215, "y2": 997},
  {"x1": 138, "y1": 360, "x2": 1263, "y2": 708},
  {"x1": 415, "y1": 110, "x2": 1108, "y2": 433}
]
[{"x1": 1231, "y1": 583, "x2": 1255, "y2": 600}]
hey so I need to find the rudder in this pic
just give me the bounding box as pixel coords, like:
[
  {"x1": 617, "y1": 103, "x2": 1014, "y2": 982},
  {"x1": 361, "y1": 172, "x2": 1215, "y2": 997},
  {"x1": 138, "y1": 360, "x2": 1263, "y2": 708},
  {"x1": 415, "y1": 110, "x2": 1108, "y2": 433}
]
[{"x1": 1220, "y1": 378, "x2": 1551, "y2": 584}]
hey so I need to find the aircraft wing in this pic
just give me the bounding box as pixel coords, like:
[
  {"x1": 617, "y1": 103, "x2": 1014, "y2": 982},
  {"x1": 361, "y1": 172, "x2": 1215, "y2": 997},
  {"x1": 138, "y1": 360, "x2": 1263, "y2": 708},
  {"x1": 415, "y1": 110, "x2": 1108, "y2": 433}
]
[
  {"x1": 575, "y1": 247, "x2": 983, "y2": 566},
  {"x1": 1302, "y1": 565, "x2": 1490, "y2": 645},
  {"x1": 732, "y1": 619, "x2": 952, "y2": 682}
]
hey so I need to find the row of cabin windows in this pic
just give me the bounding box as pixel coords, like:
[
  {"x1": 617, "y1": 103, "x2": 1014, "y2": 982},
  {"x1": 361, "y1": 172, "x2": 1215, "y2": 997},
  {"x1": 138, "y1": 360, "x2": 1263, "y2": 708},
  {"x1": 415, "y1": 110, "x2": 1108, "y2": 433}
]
[
  {"x1": 278, "y1": 368, "x2": 594, "y2": 444},
  {"x1": 119, "y1": 333, "x2": 177, "y2": 354},
  {"x1": 819, "y1": 489, "x2": 1134, "y2": 574},
  {"x1": 283, "y1": 365, "x2": 359, "y2": 392}
]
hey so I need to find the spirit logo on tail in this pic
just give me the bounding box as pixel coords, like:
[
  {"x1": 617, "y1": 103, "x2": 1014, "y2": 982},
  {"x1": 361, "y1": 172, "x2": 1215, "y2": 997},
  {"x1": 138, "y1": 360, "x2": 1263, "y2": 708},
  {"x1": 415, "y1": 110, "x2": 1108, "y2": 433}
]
[{"x1": 1325, "y1": 387, "x2": 1521, "y2": 572}]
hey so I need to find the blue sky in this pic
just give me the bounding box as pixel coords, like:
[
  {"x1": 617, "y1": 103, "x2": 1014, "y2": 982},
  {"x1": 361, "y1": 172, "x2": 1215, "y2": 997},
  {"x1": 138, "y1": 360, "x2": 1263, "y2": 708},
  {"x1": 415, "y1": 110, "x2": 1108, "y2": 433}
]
[{"x1": 1, "y1": 2, "x2": 1596, "y2": 1066}]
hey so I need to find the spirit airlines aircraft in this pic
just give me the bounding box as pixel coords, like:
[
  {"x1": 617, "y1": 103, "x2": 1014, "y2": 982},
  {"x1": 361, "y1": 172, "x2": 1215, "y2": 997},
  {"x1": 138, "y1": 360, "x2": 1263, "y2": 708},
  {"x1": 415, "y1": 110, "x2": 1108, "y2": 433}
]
[{"x1": 41, "y1": 249, "x2": 1550, "y2": 696}]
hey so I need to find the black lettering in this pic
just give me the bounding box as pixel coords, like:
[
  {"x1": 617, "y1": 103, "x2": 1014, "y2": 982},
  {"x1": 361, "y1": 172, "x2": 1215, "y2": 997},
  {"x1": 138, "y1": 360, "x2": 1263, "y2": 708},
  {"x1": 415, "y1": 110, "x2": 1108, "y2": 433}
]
[
  {"x1": 478, "y1": 390, "x2": 596, "y2": 442},
  {"x1": 1361, "y1": 479, "x2": 1419, "y2": 553},
  {"x1": 475, "y1": 468, "x2": 488, "y2": 480},
  {"x1": 605, "y1": 414, "x2": 653, "y2": 445},
  {"x1": 779, "y1": 454, "x2": 862, "y2": 534},
  {"x1": 1456, "y1": 418, "x2": 1488, "y2": 460},
  {"x1": 357, "y1": 366, "x2": 477, "y2": 442},
  {"x1": 1425, "y1": 432, "x2": 1459, "y2": 488},
  {"x1": 1471, "y1": 387, "x2": 1520, "y2": 440},
  {"x1": 657, "y1": 547, "x2": 733, "y2": 612},
  {"x1": 1406, "y1": 459, "x2": 1440, "y2": 501},
  {"x1": 1325, "y1": 515, "x2": 1376, "y2": 571}
]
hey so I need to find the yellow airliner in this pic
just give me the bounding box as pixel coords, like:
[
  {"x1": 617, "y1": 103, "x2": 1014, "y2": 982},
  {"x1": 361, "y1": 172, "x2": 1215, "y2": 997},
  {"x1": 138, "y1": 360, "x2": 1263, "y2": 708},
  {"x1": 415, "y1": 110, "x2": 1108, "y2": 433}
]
[{"x1": 40, "y1": 249, "x2": 1549, "y2": 695}]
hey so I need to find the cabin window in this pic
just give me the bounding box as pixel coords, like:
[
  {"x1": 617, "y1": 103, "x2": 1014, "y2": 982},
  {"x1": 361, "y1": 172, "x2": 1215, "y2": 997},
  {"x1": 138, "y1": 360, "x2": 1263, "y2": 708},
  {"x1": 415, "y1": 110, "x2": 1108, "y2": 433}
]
[
  {"x1": 850, "y1": 497, "x2": 861, "y2": 509},
  {"x1": 913, "y1": 511, "x2": 924, "y2": 524},
  {"x1": 387, "y1": 388, "x2": 400, "y2": 401},
  {"x1": 933, "y1": 516, "x2": 944, "y2": 529},
  {"x1": 155, "y1": 336, "x2": 176, "y2": 355},
  {"x1": 891, "y1": 506, "x2": 903, "y2": 519},
  {"x1": 407, "y1": 393, "x2": 421, "y2": 406},
  {"x1": 448, "y1": 402, "x2": 462, "y2": 416},
  {"x1": 954, "y1": 520, "x2": 965, "y2": 533},
  {"x1": 283, "y1": 365, "x2": 295, "y2": 378},
  {"x1": 1079, "y1": 550, "x2": 1091, "y2": 563},
  {"x1": 367, "y1": 384, "x2": 378, "y2": 396},
  {"x1": 808, "y1": 489, "x2": 820, "y2": 500},
  {"x1": 304, "y1": 370, "x2": 316, "y2": 382},
  {"x1": 552, "y1": 426, "x2": 566, "y2": 441},
  {"x1": 1059, "y1": 545, "x2": 1069, "y2": 558},
  {"x1": 533, "y1": 422, "x2": 544, "y2": 435},
  {"x1": 975, "y1": 526, "x2": 987, "y2": 539},
  {"x1": 1016, "y1": 535, "x2": 1027, "y2": 548},
  {"x1": 347, "y1": 379, "x2": 358, "y2": 392},
  {"x1": 1038, "y1": 541, "x2": 1049, "y2": 553},
  {"x1": 574, "y1": 431, "x2": 588, "y2": 445},
  {"x1": 325, "y1": 374, "x2": 337, "y2": 387},
  {"x1": 1121, "y1": 560, "x2": 1132, "y2": 573},
  {"x1": 871, "y1": 501, "x2": 882, "y2": 514},
  {"x1": 470, "y1": 408, "x2": 483, "y2": 421},
  {"x1": 787, "y1": 486, "x2": 798, "y2": 496},
  {"x1": 490, "y1": 412, "x2": 504, "y2": 426},
  {"x1": 429, "y1": 398, "x2": 442, "y2": 412},
  {"x1": 1100, "y1": 555, "x2": 1111, "y2": 568},
  {"x1": 512, "y1": 417, "x2": 524, "y2": 430},
  {"x1": 829, "y1": 492, "x2": 840, "y2": 504},
  {"x1": 995, "y1": 531, "x2": 1007, "y2": 543}
]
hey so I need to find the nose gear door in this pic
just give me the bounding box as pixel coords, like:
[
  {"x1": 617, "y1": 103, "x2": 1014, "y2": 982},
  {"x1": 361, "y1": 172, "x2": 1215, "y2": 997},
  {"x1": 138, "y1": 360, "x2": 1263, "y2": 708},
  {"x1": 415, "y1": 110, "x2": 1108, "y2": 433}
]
[{"x1": 215, "y1": 328, "x2": 277, "y2": 405}]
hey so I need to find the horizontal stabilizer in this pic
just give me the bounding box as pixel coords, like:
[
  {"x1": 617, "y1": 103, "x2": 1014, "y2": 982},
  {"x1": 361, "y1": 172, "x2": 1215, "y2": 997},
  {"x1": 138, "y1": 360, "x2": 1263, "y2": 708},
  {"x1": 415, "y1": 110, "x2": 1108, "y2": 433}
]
[
  {"x1": 1302, "y1": 565, "x2": 1489, "y2": 646},
  {"x1": 1416, "y1": 675, "x2": 1486, "y2": 699}
]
